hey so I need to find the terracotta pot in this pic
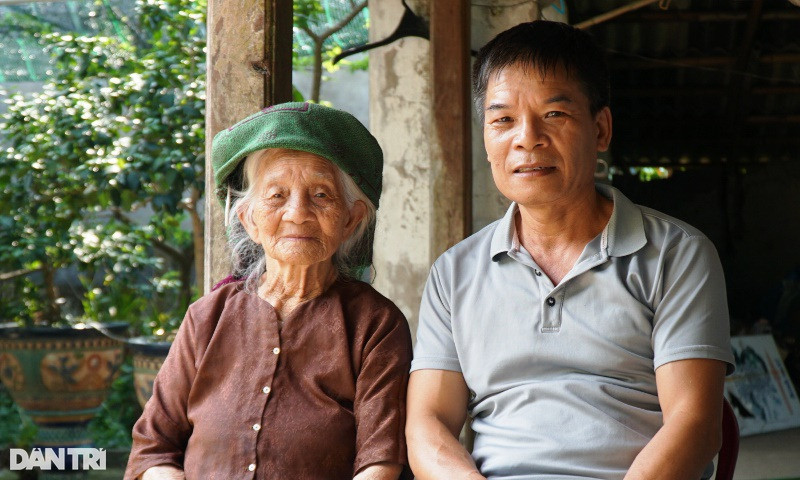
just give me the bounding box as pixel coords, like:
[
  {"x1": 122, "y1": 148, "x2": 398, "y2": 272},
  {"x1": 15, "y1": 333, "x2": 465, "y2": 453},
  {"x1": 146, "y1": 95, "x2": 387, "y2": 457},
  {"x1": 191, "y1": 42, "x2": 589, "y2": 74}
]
[
  {"x1": 127, "y1": 337, "x2": 171, "y2": 409},
  {"x1": 0, "y1": 322, "x2": 126, "y2": 478}
]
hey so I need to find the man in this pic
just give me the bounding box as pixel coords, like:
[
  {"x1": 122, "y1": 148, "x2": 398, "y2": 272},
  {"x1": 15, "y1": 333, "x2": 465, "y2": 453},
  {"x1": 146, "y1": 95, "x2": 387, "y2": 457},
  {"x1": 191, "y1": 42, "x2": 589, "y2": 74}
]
[{"x1": 406, "y1": 21, "x2": 734, "y2": 480}]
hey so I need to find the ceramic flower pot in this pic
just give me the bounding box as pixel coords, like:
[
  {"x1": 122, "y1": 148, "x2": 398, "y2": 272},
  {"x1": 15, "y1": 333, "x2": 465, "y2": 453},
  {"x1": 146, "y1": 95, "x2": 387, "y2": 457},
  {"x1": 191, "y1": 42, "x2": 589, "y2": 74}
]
[
  {"x1": 127, "y1": 337, "x2": 171, "y2": 409},
  {"x1": 0, "y1": 322, "x2": 126, "y2": 478}
]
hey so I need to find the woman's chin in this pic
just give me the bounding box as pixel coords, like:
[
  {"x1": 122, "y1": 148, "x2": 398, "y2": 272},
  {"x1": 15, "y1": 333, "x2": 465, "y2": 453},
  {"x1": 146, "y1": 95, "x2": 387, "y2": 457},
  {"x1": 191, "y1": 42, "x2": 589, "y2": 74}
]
[{"x1": 268, "y1": 250, "x2": 333, "y2": 269}]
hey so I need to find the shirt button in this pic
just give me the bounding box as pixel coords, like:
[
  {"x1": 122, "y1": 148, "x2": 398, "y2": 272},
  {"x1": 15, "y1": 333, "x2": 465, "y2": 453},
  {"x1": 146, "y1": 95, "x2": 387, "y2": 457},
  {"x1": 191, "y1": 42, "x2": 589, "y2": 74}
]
[
  {"x1": 534, "y1": 269, "x2": 542, "y2": 276},
  {"x1": 247, "y1": 463, "x2": 256, "y2": 471},
  {"x1": 252, "y1": 423, "x2": 261, "y2": 431},
  {"x1": 546, "y1": 297, "x2": 556, "y2": 306},
  {"x1": 262, "y1": 386, "x2": 271, "y2": 394},
  {"x1": 272, "y1": 347, "x2": 280, "y2": 355}
]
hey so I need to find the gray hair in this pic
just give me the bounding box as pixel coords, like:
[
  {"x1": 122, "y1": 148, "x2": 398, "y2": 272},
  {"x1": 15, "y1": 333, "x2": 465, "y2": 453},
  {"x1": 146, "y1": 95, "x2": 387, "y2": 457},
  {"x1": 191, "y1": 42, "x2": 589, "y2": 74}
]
[{"x1": 226, "y1": 149, "x2": 376, "y2": 292}]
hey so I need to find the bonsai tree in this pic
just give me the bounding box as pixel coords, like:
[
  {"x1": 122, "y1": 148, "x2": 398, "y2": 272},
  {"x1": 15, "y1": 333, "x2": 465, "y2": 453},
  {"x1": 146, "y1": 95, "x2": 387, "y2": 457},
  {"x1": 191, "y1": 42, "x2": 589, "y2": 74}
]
[{"x1": 0, "y1": 0, "x2": 206, "y2": 335}]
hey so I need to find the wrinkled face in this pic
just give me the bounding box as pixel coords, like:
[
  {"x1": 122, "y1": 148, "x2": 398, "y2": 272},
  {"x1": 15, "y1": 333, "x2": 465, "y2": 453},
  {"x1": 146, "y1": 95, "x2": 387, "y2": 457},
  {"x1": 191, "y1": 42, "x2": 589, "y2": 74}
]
[
  {"x1": 483, "y1": 63, "x2": 612, "y2": 209},
  {"x1": 240, "y1": 149, "x2": 362, "y2": 268}
]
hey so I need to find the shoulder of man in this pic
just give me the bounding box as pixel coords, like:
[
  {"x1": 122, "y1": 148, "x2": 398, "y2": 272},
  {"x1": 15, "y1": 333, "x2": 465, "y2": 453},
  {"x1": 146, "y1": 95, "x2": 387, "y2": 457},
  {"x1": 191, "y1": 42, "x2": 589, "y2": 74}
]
[
  {"x1": 636, "y1": 203, "x2": 711, "y2": 244},
  {"x1": 434, "y1": 217, "x2": 504, "y2": 269}
]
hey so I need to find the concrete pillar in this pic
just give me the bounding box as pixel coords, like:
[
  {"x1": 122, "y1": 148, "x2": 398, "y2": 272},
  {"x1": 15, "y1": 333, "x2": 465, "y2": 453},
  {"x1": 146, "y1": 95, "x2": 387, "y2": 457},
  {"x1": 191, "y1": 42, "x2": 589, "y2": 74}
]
[
  {"x1": 369, "y1": 0, "x2": 435, "y2": 337},
  {"x1": 204, "y1": 0, "x2": 291, "y2": 293}
]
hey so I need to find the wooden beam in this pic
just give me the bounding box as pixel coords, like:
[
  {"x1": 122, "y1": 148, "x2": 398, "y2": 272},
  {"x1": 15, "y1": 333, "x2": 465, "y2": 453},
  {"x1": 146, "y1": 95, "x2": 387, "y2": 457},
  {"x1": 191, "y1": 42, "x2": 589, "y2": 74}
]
[
  {"x1": 751, "y1": 86, "x2": 800, "y2": 95},
  {"x1": 574, "y1": 0, "x2": 660, "y2": 30},
  {"x1": 746, "y1": 114, "x2": 800, "y2": 124},
  {"x1": 759, "y1": 53, "x2": 800, "y2": 64},
  {"x1": 614, "y1": 115, "x2": 800, "y2": 128},
  {"x1": 204, "y1": 0, "x2": 292, "y2": 293},
  {"x1": 586, "y1": 9, "x2": 800, "y2": 23},
  {"x1": 610, "y1": 52, "x2": 800, "y2": 70},
  {"x1": 430, "y1": 0, "x2": 471, "y2": 254},
  {"x1": 614, "y1": 87, "x2": 726, "y2": 97},
  {"x1": 724, "y1": 0, "x2": 764, "y2": 149},
  {"x1": 610, "y1": 55, "x2": 735, "y2": 69},
  {"x1": 615, "y1": 85, "x2": 800, "y2": 97}
]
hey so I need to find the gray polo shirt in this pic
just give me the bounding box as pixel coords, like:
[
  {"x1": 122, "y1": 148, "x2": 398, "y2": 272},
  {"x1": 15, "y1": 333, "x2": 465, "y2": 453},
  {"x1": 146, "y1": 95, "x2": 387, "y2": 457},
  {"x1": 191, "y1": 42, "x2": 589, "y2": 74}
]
[{"x1": 411, "y1": 184, "x2": 735, "y2": 480}]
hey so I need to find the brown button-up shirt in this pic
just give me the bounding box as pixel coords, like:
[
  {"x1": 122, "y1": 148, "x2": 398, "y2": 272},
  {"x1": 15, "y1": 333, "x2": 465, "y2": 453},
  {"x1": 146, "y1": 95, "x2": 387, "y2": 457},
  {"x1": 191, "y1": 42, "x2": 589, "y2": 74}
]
[{"x1": 124, "y1": 279, "x2": 413, "y2": 480}]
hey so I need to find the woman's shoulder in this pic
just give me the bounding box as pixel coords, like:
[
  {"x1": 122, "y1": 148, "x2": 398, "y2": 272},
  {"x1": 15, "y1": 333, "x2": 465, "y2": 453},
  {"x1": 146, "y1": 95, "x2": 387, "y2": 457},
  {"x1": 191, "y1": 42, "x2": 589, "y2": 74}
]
[
  {"x1": 186, "y1": 281, "x2": 252, "y2": 323},
  {"x1": 331, "y1": 279, "x2": 411, "y2": 340},
  {"x1": 333, "y1": 279, "x2": 404, "y2": 318},
  {"x1": 332, "y1": 279, "x2": 412, "y2": 361}
]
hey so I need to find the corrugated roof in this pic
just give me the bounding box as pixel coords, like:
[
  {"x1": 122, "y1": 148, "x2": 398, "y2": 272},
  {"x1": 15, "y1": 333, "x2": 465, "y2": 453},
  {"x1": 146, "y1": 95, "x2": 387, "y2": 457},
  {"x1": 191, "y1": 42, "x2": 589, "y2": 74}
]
[{"x1": 571, "y1": 0, "x2": 800, "y2": 165}]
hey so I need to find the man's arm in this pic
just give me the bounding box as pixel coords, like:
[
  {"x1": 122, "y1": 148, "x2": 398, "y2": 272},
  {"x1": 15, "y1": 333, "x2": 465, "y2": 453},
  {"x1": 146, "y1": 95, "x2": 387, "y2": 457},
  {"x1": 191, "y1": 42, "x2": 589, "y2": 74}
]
[
  {"x1": 625, "y1": 358, "x2": 727, "y2": 480},
  {"x1": 141, "y1": 465, "x2": 185, "y2": 480},
  {"x1": 406, "y1": 369, "x2": 485, "y2": 480},
  {"x1": 353, "y1": 463, "x2": 403, "y2": 480}
]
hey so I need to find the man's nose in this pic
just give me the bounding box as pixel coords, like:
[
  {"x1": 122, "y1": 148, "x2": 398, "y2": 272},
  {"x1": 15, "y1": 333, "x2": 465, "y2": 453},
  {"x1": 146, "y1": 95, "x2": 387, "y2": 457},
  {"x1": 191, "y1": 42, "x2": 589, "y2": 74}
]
[
  {"x1": 282, "y1": 194, "x2": 314, "y2": 223},
  {"x1": 514, "y1": 117, "x2": 548, "y2": 151}
]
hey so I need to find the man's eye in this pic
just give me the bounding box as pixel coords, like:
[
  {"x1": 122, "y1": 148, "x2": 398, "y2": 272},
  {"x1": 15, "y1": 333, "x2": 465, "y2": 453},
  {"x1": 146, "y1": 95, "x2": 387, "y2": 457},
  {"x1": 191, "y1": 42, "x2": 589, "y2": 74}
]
[
  {"x1": 545, "y1": 111, "x2": 565, "y2": 118},
  {"x1": 493, "y1": 116, "x2": 512, "y2": 123},
  {"x1": 269, "y1": 193, "x2": 283, "y2": 199},
  {"x1": 314, "y1": 192, "x2": 328, "y2": 198}
]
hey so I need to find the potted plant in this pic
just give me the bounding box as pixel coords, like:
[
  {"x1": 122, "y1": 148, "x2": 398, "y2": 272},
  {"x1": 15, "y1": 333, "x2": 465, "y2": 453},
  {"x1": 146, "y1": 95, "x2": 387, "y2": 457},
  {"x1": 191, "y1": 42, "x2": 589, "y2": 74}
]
[{"x1": 0, "y1": 0, "x2": 206, "y2": 464}]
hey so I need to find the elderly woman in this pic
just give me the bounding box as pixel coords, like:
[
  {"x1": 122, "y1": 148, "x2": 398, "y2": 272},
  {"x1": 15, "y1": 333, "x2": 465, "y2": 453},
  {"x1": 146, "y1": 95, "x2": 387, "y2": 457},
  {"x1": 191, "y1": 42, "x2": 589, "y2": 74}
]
[{"x1": 124, "y1": 102, "x2": 413, "y2": 480}]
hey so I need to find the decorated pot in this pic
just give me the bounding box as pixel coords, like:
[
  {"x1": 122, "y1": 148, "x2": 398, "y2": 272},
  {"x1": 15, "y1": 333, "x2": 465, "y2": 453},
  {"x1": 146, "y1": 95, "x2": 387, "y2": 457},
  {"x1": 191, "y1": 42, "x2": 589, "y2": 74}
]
[
  {"x1": 0, "y1": 322, "x2": 126, "y2": 478},
  {"x1": 128, "y1": 337, "x2": 171, "y2": 408}
]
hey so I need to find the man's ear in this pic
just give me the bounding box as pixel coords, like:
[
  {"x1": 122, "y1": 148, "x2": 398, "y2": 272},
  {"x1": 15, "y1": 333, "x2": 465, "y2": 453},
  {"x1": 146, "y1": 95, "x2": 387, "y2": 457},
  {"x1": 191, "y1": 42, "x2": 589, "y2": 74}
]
[
  {"x1": 344, "y1": 200, "x2": 367, "y2": 239},
  {"x1": 595, "y1": 106, "x2": 613, "y2": 152}
]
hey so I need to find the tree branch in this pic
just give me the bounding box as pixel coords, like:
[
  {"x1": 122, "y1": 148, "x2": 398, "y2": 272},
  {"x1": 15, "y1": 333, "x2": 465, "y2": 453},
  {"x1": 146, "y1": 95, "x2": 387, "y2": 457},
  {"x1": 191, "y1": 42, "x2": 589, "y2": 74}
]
[
  {"x1": 0, "y1": 268, "x2": 40, "y2": 283},
  {"x1": 299, "y1": 23, "x2": 321, "y2": 43},
  {"x1": 320, "y1": 1, "x2": 367, "y2": 40},
  {"x1": 110, "y1": 208, "x2": 187, "y2": 263}
]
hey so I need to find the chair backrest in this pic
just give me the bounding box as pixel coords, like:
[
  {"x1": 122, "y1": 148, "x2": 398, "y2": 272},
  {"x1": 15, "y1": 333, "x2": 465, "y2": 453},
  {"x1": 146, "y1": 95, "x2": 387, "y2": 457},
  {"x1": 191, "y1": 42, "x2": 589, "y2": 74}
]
[{"x1": 715, "y1": 397, "x2": 740, "y2": 480}]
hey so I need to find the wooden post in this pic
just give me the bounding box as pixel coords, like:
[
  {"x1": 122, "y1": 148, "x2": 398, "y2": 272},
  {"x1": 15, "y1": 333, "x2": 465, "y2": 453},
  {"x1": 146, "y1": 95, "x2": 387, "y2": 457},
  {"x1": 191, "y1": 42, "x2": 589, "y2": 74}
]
[
  {"x1": 430, "y1": 0, "x2": 471, "y2": 254},
  {"x1": 204, "y1": 0, "x2": 292, "y2": 293}
]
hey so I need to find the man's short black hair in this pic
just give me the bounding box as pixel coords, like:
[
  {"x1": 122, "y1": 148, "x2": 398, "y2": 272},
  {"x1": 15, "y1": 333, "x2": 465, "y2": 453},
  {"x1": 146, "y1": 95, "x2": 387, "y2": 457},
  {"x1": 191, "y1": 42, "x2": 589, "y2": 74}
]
[{"x1": 473, "y1": 21, "x2": 610, "y2": 118}]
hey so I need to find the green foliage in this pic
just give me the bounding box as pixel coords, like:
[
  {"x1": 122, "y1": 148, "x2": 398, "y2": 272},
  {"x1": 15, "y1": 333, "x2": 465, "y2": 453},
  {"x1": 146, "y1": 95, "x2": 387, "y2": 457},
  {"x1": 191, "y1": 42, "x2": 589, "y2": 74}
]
[
  {"x1": 631, "y1": 166, "x2": 673, "y2": 182},
  {"x1": 0, "y1": 385, "x2": 37, "y2": 450},
  {"x1": 87, "y1": 359, "x2": 139, "y2": 449},
  {"x1": 0, "y1": 0, "x2": 206, "y2": 331}
]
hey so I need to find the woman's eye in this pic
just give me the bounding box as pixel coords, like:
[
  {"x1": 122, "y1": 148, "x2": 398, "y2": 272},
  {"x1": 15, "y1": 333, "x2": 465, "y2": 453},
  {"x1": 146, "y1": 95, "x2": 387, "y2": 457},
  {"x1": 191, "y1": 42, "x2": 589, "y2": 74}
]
[
  {"x1": 314, "y1": 192, "x2": 328, "y2": 198},
  {"x1": 494, "y1": 116, "x2": 512, "y2": 123}
]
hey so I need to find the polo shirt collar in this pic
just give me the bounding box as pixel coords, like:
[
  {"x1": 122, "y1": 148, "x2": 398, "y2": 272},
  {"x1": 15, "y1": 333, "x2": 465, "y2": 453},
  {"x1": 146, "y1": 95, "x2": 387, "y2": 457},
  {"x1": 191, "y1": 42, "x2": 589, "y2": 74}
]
[
  {"x1": 490, "y1": 184, "x2": 646, "y2": 260},
  {"x1": 599, "y1": 184, "x2": 647, "y2": 257},
  {"x1": 490, "y1": 202, "x2": 518, "y2": 260}
]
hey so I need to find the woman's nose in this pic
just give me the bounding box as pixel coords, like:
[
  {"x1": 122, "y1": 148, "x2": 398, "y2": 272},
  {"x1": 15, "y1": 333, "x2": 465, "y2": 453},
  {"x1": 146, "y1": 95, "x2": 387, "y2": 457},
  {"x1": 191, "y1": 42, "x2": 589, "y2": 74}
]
[{"x1": 282, "y1": 194, "x2": 314, "y2": 223}]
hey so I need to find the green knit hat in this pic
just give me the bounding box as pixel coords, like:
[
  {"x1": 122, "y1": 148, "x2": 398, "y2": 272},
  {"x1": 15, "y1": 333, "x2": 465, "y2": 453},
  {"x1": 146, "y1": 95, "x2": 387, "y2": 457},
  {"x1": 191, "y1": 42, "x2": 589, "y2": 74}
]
[
  {"x1": 211, "y1": 102, "x2": 383, "y2": 277},
  {"x1": 211, "y1": 102, "x2": 383, "y2": 208}
]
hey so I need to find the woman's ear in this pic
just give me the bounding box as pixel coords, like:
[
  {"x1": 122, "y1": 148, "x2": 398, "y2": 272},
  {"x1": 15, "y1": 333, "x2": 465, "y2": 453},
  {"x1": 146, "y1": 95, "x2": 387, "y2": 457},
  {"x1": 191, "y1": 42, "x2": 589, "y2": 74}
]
[
  {"x1": 237, "y1": 201, "x2": 260, "y2": 243},
  {"x1": 344, "y1": 200, "x2": 367, "y2": 238}
]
